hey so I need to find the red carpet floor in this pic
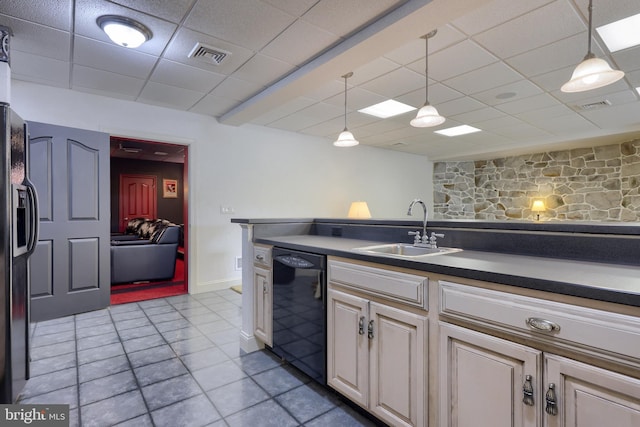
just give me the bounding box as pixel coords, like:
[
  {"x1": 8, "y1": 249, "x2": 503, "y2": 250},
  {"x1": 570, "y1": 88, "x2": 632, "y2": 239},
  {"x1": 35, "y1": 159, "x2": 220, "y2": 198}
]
[{"x1": 110, "y1": 258, "x2": 186, "y2": 305}]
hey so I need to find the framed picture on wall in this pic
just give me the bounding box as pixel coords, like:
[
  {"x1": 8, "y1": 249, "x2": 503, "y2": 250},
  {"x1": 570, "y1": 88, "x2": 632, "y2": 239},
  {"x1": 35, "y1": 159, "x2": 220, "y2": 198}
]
[{"x1": 163, "y1": 179, "x2": 178, "y2": 198}]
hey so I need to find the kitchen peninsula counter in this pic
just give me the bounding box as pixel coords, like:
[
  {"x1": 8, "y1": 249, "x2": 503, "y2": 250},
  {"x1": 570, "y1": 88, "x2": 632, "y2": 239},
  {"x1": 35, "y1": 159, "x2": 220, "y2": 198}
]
[{"x1": 233, "y1": 218, "x2": 640, "y2": 308}]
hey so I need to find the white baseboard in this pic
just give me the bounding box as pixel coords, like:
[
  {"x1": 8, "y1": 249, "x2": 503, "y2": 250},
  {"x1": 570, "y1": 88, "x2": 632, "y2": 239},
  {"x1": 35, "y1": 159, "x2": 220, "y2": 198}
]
[{"x1": 192, "y1": 279, "x2": 240, "y2": 294}]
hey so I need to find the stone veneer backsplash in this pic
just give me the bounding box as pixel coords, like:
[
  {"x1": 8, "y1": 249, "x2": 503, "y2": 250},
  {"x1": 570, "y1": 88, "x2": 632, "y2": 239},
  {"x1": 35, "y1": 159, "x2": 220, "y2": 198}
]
[{"x1": 433, "y1": 138, "x2": 640, "y2": 221}]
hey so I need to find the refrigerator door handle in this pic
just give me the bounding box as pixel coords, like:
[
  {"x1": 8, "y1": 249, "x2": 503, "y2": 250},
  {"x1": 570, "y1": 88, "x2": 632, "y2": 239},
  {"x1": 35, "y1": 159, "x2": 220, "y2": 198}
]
[{"x1": 25, "y1": 180, "x2": 39, "y2": 256}]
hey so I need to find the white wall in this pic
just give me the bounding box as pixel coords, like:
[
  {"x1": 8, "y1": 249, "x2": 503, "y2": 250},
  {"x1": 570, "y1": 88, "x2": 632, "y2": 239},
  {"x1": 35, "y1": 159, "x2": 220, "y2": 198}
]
[{"x1": 12, "y1": 81, "x2": 433, "y2": 292}]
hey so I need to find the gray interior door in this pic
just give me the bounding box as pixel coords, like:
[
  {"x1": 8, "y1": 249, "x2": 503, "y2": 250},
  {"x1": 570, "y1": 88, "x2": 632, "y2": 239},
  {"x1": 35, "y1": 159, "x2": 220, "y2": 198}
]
[{"x1": 27, "y1": 121, "x2": 110, "y2": 321}]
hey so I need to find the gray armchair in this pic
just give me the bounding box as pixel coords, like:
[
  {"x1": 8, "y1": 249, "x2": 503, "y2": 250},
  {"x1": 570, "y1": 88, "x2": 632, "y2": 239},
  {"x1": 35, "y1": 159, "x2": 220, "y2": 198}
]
[{"x1": 110, "y1": 222, "x2": 180, "y2": 284}]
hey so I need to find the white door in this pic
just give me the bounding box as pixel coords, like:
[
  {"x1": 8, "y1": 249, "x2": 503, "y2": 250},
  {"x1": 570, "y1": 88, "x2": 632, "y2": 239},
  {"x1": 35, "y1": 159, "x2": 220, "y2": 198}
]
[
  {"x1": 440, "y1": 323, "x2": 542, "y2": 427},
  {"x1": 369, "y1": 301, "x2": 427, "y2": 427},
  {"x1": 327, "y1": 287, "x2": 369, "y2": 407},
  {"x1": 544, "y1": 354, "x2": 640, "y2": 427}
]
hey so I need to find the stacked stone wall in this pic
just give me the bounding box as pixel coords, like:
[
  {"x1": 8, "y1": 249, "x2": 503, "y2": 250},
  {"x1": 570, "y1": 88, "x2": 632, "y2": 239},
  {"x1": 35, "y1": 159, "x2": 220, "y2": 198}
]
[{"x1": 433, "y1": 139, "x2": 640, "y2": 221}]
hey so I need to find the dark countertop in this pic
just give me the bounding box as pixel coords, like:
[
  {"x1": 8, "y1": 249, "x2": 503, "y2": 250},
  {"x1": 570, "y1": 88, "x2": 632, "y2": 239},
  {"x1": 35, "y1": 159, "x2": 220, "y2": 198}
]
[{"x1": 256, "y1": 235, "x2": 640, "y2": 308}]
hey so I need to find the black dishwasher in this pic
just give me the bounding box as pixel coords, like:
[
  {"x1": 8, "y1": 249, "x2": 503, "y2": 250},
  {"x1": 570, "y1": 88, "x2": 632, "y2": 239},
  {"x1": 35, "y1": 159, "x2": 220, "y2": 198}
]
[{"x1": 270, "y1": 247, "x2": 327, "y2": 384}]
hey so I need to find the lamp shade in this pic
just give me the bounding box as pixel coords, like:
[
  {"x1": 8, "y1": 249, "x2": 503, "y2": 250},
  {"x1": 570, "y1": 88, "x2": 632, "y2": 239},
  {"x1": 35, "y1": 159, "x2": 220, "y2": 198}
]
[
  {"x1": 410, "y1": 103, "x2": 446, "y2": 127},
  {"x1": 561, "y1": 56, "x2": 625, "y2": 93},
  {"x1": 97, "y1": 15, "x2": 152, "y2": 48},
  {"x1": 531, "y1": 200, "x2": 546, "y2": 212},
  {"x1": 348, "y1": 201, "x2": 371, "y2": 219},
  {"x1": 333, "y1": 130, "x2": 359, "y2": 147}
]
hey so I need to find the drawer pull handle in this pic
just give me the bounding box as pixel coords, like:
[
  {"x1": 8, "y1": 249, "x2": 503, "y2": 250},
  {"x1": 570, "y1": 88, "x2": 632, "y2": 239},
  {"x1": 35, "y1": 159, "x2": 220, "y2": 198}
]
[
  {"x1": 526, "y1": 317, "x2": 560, "y2": 333},
  {"x1": 263, "y1": 281, "x2": 268, "y2": 294},
  {"x1": 367, "y1": 320, "x2": 374, "y2": 339},
  {"x1": 358, "y1": 316, "x2": 365, "y2": 335},
  {"x1": 522, "y1": 375, "x2": 534, "y2": 406},
  {"x1": 256, "y1": 254, "x2": 264, "y2": 261},
  {"x1": 545, "y1": 383, "x2": 558, "y2": 416}
]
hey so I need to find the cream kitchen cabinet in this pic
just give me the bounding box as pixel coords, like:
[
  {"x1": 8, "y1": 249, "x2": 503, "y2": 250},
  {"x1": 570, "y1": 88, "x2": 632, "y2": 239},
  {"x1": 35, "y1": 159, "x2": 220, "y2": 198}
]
[
  {"x1": 439, "y1": 280, "x2": 640, "y2": 427},
  {"x1": 252, "y1": 244, "x2": 272, "y2": 346},
  {"x1": 327, "y1": 258, "x2": 428, "y2": 427}
]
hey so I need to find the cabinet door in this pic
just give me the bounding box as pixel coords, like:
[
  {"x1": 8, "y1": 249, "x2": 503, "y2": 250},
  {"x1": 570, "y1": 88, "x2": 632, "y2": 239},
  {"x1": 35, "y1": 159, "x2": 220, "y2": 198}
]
[
  {"x1": 440, "y1": 323, "x2": 542, "y2": 427},
  {"x1": 327, "y1": 288, "x2": 369, "y2": 407},
  {"x1": 369, "y1": 302, "x2": 427, "y2": 427},
  {"x1": 544, "y1": 354, "x2": 640, "y2": 427},
  {"x1": 253, "y1": 265, "x2": 272, "y2": 346}
]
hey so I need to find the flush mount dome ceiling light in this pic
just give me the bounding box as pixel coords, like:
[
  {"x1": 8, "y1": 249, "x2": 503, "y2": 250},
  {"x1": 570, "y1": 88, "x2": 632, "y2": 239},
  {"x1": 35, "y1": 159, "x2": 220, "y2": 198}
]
[
  {"x1": 561, "y1": 0, "x2": 624, "y2": 93},
  {"x1": 333, "y1": 72, "x2": 359, "y2": 148},
  {"x1": 411, "y1": 30, "x2": 445, "y2": 128},
  {"x1": 97, "y1": 15, "x2": 152, "y2": 48}
]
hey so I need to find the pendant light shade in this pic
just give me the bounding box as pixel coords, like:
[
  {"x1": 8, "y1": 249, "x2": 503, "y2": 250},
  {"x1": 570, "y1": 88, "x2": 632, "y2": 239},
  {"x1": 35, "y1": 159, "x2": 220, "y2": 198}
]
[
  {"x1": 334, "y1": 72, "x2": 359, "y2": 147},
  {"x1": 561, "y1": 0, "x2": 624, "y2": 93},
  {"x1": 411, "y1": 30, "x2": 445, "y2": 128}
]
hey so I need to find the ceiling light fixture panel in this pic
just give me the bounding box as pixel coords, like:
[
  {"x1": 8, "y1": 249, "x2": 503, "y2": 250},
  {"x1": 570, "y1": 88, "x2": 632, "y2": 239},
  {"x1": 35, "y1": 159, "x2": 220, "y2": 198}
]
[
  {"x1": 97, "y1": 15, "x2": 152, "y2": 49},
  {"x1": 358, "y1": 99, "x2": 416, "y2": 118},
  {"x1": 596, "y1": 12, "x2": 640, "y2": 52},
  {"x1": 435, "y1": 125, "x2": 481, "y2": 137}
]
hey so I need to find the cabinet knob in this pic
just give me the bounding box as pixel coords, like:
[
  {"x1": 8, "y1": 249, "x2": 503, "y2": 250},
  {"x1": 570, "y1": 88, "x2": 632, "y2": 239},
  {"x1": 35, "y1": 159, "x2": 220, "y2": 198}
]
[
  {"x1": 256, "y1": 254, "x2": 264, "y2": 261},
  {"x1": 367, "y1": 320, "x2": 374, "y2": 339},
  {"x1": 522, "y1": 375, "x2": 535, "y2": 406},
  {"x1": 545, "y1": 383, "x2": 558, "y2": 416},
  {"x1": 358, "y1": 316, "x2": 365, "y2": 335},
  {"x1": 263, "y1": 280, "x2": 268, "y2": 294}
]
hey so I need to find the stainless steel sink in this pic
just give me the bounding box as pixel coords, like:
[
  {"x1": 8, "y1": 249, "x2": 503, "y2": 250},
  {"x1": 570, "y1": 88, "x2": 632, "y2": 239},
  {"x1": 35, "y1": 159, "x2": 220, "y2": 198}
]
[{"x1": 353, "y1": 243, "x2": 462, "y2": 258}]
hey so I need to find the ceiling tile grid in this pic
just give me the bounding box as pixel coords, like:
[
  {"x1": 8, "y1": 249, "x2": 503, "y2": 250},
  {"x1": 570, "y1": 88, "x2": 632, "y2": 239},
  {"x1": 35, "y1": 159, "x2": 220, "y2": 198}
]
[{"x1": 0, "y1": 0, "x2": 639, "y2": 160}]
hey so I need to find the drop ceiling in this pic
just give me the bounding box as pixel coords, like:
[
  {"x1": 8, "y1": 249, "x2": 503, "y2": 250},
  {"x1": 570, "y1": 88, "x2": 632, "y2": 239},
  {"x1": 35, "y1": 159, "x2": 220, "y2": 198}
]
[{"x1": 2, "y1": 0, "x2": 639, "y2": 160}]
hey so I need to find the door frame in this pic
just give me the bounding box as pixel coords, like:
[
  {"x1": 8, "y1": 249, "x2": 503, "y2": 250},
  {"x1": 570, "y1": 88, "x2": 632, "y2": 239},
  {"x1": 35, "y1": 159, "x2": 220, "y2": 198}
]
[{"x1": 110, "y1": 137, "x2": 189, "y2": 294}]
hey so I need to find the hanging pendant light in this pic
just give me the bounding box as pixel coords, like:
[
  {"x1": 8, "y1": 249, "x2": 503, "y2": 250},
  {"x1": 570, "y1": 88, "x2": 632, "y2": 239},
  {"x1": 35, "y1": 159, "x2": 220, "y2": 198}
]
[
  {"x1": 561, "y1": 0, "x2": 624, "y2": 93},
  {"x1": 411, "y1": 30, "x2": 445, "y2": 128},
  {"x1": 334, "y1": 72, "x2": 359, "y2": 147}
]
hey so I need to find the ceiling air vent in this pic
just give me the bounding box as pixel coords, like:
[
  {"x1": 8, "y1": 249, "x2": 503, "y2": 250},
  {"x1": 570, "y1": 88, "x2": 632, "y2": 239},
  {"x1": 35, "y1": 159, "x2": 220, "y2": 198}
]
[
  {"x1": 188, "y1": 43, "x2": 231, "y2": 66},
  {"x1": 578, "y1": 100, "x2": 612, "y2": 110}
]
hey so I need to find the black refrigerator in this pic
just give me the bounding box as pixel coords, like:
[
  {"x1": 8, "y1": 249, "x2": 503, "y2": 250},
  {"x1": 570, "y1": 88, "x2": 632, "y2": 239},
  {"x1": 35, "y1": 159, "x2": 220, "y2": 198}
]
[{"x1": 0, "y1": 104, "x2": 39, "y2": 403}]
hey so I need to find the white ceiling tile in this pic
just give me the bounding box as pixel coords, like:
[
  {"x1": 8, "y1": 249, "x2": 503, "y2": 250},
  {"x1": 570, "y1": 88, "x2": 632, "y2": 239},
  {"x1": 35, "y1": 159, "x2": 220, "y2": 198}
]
[
  {"x1": 324, "y1": 87, "x2": 387, "y2": 110},
  {"x1": 269, "y1": 102, "x2": 343, "y2": 132},
  {"x1": 151, "y1": 59, "x2": 225, "y2": 93},
  {"x1": 72, "y1": 65, "x2": 145, "y2": 96},
  {"x1": 261, "y1": 0, "x2": 318, "y2": 17},
  {"x1": 208, "y1": 77, "x2": 264, "y2": 102},
  {"x1": 250, "y1": 97, "x2": 317, "y2": 125},
  {"x1": 611, "y1": 45, "x2": 640, "y2": 73},
  {"x1": 73, "y1": 36, "x2": 158, "y2": 79},
  {"x1": 189, "y1": 94, "x2": 240, "y2": 117},
  {"x1": 495, "y1": 93, "x2": 560, "y2": 115},
  {"x1": 474, "y1": 0, "x2": 584, "y2": 59},
  {"x1": 451, "y1": 0, "x2": 555, "y2": 36},
  {"x1": 162, "y1": 28, "x2": 254, "y2": 76},
  {"x1": 473, "y1": 115, "x2": 525, "y2": 131},
  {"x1": 304, "y1": 79, "x2": 345, "y2": 102},
  {"x1": 261, "y1": 20, "x2": 340, "y2": 65},
  {"x1": 435, "y1": 96, "x2": 487, "y2": 117},
  {"x1": 490, "y1": 123, "x2": 552, "y2": 142},
  {"x1": 472, "y1": 80, "x2": 543, "y2": 106},
  {"x1": 2, "y1": 15, "x2": 70, "y2": 61},
  {"x1": 0, "y1": 0, "x2": 71, "y2": 30},
  {"x1": 138, "y1": 81, "x2": 206, "y2": 110},
  {"x1": 444, "y1": 62, "x2": 523, "y2": 95},
  {"x1": 579, "y1": 100, "x2": 640, "y2": 129},
  {"x1": 351, "y1": 117, "x2": 407, "y2": 136},
  {"x1": 301, "y1": 0, "x2": 404, "y2": 38},
  {"x1": 398, "y1": 83, "x2": 464, "y2": 108},
  {"x1": 449, "y1": 107, "x2": 506, "y2": 125},
  {"x1": 232, "y1": 54, "x2": 296, "y2": 86},
  {"x1": 574, "y1": 0, "x2": 640, "y2": 28},
  {"x1": 383, "y1": 24, "x2": 467, "y2": 65},
  {"x1": 108, "y1": 0, "x2": 194, "y2": 23},
  {"x1": 536, "y1": 113, "x2": 599, "y2": 136},
  {"x1": 184, "y1": 0, "x2": 295, "y2": 51},
  {"x1": 73, "y1": 85, "x2": 137, "y2": 101},
  {"x1": 420, "y1": 40, "x2": 498, "y2": 81},
  {"x1": 350, "y1": 57, "x2": 401, "y2": 86},
  {"x1": 515, "y1": 104, "x2": 574, "y2": 123},
  {"x1": 10, "y1": 50, "x2": 70, "y2": 88},
  {"x1": 360, "y1": 67, "x2": 424, "y2": 98},
  {"x1": 74, "y1": 0, "x2": 177, "y2": 57}
]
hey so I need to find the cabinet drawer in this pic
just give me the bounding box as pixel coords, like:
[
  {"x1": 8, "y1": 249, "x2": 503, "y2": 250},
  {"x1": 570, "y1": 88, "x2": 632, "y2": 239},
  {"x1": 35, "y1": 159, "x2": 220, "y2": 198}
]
[
  {"x1": 253, "y1": 244, "x2": 271, "y2": 267},
  {"x1": 329, "y1": 260, "x2": 427, "y2": 309},
  {"x1": 440, "y1": 281, "x2": 640, "y2": 362}
]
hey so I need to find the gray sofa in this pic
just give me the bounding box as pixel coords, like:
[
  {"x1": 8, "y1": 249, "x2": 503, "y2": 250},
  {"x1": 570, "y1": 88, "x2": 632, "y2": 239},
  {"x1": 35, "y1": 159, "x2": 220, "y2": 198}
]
[{"x1": 110, "y1": 218, "x2": 180, "y2": 284}]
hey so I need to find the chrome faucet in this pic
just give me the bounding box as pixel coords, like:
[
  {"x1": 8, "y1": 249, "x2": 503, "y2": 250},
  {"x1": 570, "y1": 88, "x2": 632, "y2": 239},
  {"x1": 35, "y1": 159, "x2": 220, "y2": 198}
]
[{"x1": 407, "y1": 198, "x2": 428, "y2": 246}]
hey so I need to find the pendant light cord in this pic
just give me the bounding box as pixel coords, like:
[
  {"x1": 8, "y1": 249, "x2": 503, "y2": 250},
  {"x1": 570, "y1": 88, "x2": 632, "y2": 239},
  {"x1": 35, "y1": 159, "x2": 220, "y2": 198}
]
[
  {"x1": 424, "y1": 34, "x2": 429, "y2": 104},
  {"x1": 343, "y1": 74, "x2": 347, "y2": 130},
  {"x1": 585, "y1": 0, "x2": 595, "y2": 59}
]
